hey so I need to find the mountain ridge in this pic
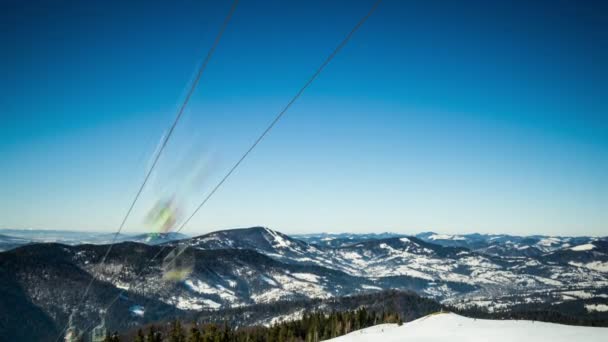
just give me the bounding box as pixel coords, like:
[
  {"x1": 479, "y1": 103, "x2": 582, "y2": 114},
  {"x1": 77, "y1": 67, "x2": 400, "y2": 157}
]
[{"x1": 1, "y1": 226, "x2": 607, "y2": 341}]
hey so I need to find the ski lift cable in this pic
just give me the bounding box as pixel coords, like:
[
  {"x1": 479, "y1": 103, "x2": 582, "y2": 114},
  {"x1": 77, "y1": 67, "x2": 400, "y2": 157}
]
[
  {"x1": 175, "y1": 0, "x2": 383, "y2": 237},
  {"x1": 90, "y1": 0, "x2": 383, "y2": 326},
  {"x1": 54, "y1": 0, "x2": 241, "y2": 340}
]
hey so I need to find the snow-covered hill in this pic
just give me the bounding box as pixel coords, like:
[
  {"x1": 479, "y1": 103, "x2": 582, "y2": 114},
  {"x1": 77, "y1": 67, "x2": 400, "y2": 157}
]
[
  {"x1": 328, "y1": 312, "x2": 608, "y2": 341},
  {"x1": 2, "y1": 227, "x2": 607, "y2": 340},
  {"x1": 299, "y1": 232, "x2": 600, "y2": 257},
  {"x1": 182, "y1": 226, "x2": 329, "y2": 266},
  {"x1": 175, "y1": 228, "x2": 608, "y2": 310}
]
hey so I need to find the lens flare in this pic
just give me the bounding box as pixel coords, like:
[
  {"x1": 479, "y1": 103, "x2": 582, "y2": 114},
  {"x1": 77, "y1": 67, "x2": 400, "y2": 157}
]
[
  {"x1": 145, "y1": 197, "x2": 180, "y2": 236},
  {"x1": 161, "y1": 245, "x2": 195, "y2": 281}
]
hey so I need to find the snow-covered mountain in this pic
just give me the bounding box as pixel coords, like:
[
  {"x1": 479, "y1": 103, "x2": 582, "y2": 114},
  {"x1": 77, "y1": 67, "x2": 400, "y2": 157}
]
[
  {"x1": 172, "y1": 228, "x2": 608, "y2": 309},
  {"x1": 298, "y1": 231, "x2": 599, "y2": 258},
  {"x1": 1, "y1": 226, "x2": 607, "y2": 340},
  {"x1": 415, "y1": 232, "x2": 597, "y2": 257},
  {"x1": 294, "y1": 232, "x2": 406, "y2": 248},
  {"x1": 0, "y1": 238, "x2": 379, "y2": 339},
  {"x1": 327, "y1": 312, "x2": 608, "y2": 342},
  {"x1": 184, "y1": 227, "x2": 327, "y2": 262}
]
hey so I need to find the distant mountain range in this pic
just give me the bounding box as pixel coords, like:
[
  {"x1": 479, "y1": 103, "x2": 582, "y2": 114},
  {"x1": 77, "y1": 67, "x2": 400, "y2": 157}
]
[
  {"x1": 296, "y1": 231, "x2": 600, "y2": 257},
  {"x1": 0, "y1": 228, "x2": 188, "y2": 251},
  {"x1": 1, "y1": 227, "x2": 607, "y2": 341}
]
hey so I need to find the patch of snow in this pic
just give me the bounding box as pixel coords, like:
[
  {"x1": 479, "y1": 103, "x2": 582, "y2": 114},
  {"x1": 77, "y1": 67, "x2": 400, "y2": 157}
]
[
  {"x1": 115, "y1": 282, "x2": 130, "y2": 290},
  {"x1": 570, "y1": 244, "x2": 595, "y2": 252},
  {"x1": 327, "y1": 313, "x2": 608, "y2": 342},
  {"x1": 429, "y1": 234, "x2": 465, "y2": 241},
  {"x1": 261, "y1": 275, "x2": 278, "y2": 286},
  {"x1": 361, "y1": 284, "x2": 383, "y2": 291},
  {"x1": 184, "y1": 279, "x2": 217, "y2": 294},
  {"x1": 129, "y1": 305, "x2": 144, "y2": 317},
  {"x1": 524, "y1": 260, "x2": 541, "y2": 267},
  {"x1": 561, "y1": 291, "x2": 594, "y2": 299},
  {"x1": 569, "y1": 261, "x2": 608, "y2": 273},
  {"x1": 264, "y1": 227, "x2": 291, "y2": 248},
  {"x1": 537, "y1": 237, "x2": 561, "y2": 247},
  {"x1": 172, "y1": 296, "x2": 221, "y2": 310},
  {"x1": 291, "y1": 273, "x2": 321, "y2": 283},
  {"x1": 251, "y1": 288, "x2": 290, "y2": 303},
  {"x1": 199, "y1": 298, "x2": 222, "y2": 309},
  {"x1": 586, "y1": 304, "x2": 608, "y2": 312},
  {"x1": 266, "y1": 309, "x2": 305, "y2": 326}
]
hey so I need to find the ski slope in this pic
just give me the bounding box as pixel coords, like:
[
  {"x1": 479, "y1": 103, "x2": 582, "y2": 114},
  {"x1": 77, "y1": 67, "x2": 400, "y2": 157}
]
[{"x1": 328, "y1": 313, "x2": 607, "y2": 341}]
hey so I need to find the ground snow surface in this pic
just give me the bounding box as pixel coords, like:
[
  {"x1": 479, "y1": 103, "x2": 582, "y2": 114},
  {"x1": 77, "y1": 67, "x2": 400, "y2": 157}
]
[
  {"x1": 327, "y1": 313, "x2": 607, "y2": 342},
  {"x1": 586, "y1": 304, "x2": 608, "y2": 312}
]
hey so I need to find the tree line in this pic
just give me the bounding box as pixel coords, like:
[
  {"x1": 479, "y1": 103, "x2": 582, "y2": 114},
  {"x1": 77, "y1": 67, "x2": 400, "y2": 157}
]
[
  {"x1": 449, "y1": 303, "x2": 608, "y2": 327},
  {"x1": 111, "y1": 308, "x2": 403, "y2": 342}
]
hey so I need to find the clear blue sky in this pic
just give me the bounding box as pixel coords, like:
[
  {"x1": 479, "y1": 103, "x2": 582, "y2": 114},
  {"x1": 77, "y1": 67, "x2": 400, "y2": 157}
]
[{"x1": 1, "y1": 0, "x2": 606, "y2": 236}]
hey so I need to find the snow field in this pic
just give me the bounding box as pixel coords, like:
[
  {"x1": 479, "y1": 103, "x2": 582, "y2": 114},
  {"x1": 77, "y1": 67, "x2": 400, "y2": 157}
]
[{"x1": 327, "y1": 312, "x2": 608, "y2": 342}]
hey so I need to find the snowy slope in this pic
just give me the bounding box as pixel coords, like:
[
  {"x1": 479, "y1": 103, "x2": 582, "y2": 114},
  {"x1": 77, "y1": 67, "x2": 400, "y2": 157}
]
[
  {"x1": 175, "y1": 228, "x2": 608, "y2": 309},
  {"x1": 328, "y1": 313, "x2": 608, "y2": 342}
]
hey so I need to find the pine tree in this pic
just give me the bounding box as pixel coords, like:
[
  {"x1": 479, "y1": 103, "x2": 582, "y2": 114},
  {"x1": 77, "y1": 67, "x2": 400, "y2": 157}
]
[
  {"x1": 134, "y1": 328, "x2": 145, "y2": 342},
  {"x1": 147, "y1": 325, "x2": 162, "y2": 342},
  {"x1": 126, "y1": 307, "x2": 413, "y2": 342},
  {"x1": 103, "y1": 332, "x2": 119, "y2": 342},
  {"x1": 170, "y1": 320, "x2": 186, "y2": 342},
  {"x1": 147, "y1": 326, "x2": 155, "y2": 342},
  {"x1": 202, "y1": 324, "x2": 218, "y2": 342},
  {"x1": 188, "y1": 326, "x2": 201, "y2": 342}
]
